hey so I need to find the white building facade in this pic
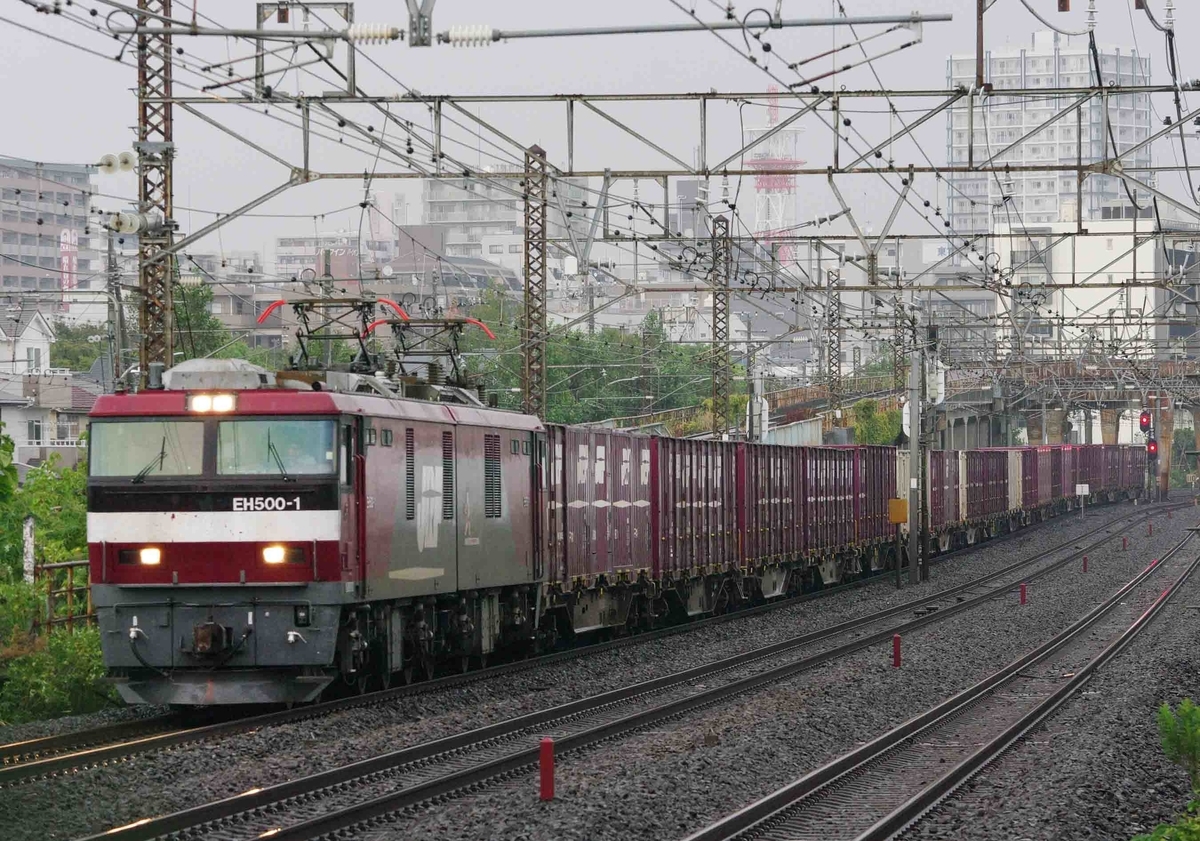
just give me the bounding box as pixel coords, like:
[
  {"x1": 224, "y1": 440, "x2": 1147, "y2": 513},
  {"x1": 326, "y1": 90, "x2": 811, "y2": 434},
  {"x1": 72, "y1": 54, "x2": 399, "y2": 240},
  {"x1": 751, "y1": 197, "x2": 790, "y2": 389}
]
[{"x1": 946, "y1": 31, "x2": 1152, "y2": 233}]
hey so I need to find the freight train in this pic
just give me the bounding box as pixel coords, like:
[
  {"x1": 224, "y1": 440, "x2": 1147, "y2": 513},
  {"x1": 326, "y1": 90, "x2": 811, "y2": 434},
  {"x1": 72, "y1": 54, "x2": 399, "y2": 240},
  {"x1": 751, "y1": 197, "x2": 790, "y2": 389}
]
[{"x1": 87, "y1": 359, "x2": 1146, "y2": 705}]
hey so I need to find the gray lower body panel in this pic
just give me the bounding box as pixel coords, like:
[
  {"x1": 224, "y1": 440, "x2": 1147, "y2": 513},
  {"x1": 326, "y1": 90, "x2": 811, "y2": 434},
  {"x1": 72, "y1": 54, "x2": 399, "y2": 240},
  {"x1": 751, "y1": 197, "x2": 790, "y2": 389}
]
[{"x1": 111, "y1": 668, "x2": 333, "y2": 705}]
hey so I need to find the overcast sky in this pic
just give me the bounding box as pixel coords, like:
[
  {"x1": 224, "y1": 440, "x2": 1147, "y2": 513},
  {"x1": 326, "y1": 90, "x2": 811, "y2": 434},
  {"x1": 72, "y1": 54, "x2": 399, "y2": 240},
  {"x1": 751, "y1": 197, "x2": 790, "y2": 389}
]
[{"x1": 2, "y1": 0, "x2": 1196, "y2": 262}]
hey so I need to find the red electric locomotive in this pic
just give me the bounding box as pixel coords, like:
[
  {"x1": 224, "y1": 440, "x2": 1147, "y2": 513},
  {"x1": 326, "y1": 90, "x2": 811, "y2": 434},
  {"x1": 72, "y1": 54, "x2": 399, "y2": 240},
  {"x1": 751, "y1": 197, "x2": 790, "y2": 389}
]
[{"x1": 89, "y1": 358, "x2": 543, "y2": 704}]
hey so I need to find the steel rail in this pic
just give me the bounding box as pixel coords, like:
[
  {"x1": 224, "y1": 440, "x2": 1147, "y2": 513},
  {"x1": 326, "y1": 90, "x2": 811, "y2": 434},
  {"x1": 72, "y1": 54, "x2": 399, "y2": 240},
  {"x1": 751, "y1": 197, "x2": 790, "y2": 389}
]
[
  {"x1": 861, "y1": 549, "x2": 1200, "y2": 839},
  {"x1": 0, "y1": 713, "x2": 184, "y2": 767},
  {"x1": 82, "y1": 504, "x2": 1182, "y2": 841},
  {"x1": 684, "y1": 532, "x2": 1198, "y2": 841},
  {"x1": 10, "y1": 499, "x2": 1144, "y2": 789}
]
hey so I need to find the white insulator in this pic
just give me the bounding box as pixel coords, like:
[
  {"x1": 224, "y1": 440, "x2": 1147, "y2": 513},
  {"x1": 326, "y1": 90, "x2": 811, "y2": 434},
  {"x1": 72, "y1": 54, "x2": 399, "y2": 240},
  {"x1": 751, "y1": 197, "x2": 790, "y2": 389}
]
[
  {"x1": 1166, "y1": 0, "x2": 1175, "y2": 29},
  {"x1": 447, "y1": 25, "x2": 494, "y2": 47},
  {"x1": 346, "y1": 23, "x2": 400, "y2": 45},
  {"x1": 1087, "y1": 0, "x2": 1096, "y2": 32}
]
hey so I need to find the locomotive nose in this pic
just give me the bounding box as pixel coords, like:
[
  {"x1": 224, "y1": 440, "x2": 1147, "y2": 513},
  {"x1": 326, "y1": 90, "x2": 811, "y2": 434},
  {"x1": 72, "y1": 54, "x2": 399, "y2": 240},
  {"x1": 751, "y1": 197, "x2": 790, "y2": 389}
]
[{"x1": 193, "y1": 621, "x2": 232, "y2": 655}]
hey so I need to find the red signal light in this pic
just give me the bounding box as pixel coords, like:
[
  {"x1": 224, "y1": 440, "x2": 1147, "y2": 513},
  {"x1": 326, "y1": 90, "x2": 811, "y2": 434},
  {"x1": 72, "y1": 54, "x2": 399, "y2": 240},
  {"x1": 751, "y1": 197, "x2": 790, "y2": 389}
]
[
  {"x1": 1148, "y1": 439, "x2": 1159, "y2": 457},
  {"x1": 1140, "y1": 410, "x2": 1152, "y2": 433}
]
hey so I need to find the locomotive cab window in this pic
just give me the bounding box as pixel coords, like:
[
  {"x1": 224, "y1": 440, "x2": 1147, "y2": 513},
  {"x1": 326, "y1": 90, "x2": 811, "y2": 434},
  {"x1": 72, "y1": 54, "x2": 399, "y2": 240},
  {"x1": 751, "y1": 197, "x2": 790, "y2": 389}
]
[
  {"x1": 90, "y1": 420, "x2": 205, "y2": 478},
  {"x1": 217, "y1": 419, "x2": 337, "y2": 477}
]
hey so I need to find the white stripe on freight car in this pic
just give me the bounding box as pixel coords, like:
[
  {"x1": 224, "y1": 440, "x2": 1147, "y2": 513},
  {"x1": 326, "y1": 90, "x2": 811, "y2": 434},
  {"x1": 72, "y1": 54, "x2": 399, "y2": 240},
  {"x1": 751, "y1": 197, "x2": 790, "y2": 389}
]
[{"x1": 87, "y1": 510, "x2": 340, "y2": 543}]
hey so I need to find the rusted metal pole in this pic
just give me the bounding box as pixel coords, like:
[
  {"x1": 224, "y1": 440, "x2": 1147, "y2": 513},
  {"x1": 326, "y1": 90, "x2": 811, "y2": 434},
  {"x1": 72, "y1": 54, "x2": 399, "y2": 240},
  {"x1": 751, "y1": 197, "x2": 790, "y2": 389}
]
[
  {"x1": 67, "y1": 565, "x2": 75, "y2": 633},
  {"x1": 976, "y1": 0, "x2": 985, "y2": 89}
]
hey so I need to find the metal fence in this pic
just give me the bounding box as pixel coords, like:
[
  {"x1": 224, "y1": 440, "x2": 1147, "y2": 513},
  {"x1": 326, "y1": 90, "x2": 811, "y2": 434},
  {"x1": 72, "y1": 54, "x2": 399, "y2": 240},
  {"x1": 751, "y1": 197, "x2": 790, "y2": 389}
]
[{"x1": 33, "y1": 559, "x2": 94, "y2": 633}]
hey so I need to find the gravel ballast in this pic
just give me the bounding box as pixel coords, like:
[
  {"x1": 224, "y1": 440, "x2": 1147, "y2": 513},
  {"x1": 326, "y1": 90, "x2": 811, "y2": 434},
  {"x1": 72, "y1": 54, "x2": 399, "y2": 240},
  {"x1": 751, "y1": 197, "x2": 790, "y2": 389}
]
[
  {"x1": 0, "y1": 501, "x2": 1177, "y2": 840},
  {"x1": 348, "y1": 506, "x2": 1199, "y2": 841},
  {"x1": 906, "y1": 542, "x2": 1200, "y2": 841}
]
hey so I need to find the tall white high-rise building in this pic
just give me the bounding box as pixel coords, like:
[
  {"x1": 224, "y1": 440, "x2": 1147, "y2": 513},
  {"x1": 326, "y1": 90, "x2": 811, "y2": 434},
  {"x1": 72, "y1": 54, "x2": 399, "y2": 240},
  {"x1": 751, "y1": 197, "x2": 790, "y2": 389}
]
[{"x1": 946, "y1": 31, "x2": 1153, "y2": 233}]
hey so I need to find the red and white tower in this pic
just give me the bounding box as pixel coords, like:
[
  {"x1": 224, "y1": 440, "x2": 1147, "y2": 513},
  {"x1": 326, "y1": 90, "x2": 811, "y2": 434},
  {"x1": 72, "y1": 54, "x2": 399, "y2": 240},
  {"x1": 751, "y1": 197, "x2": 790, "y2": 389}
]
[{"x1": 746, "y1": 86, "x2": 804, "y2": 263}]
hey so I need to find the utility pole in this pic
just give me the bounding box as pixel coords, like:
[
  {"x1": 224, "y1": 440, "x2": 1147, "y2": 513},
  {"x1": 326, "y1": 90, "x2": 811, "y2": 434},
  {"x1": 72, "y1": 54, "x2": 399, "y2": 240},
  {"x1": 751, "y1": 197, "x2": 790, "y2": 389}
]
[
  {"x1": 746, "y1": 316, "x2": 757, "y2": 441},
  {"x1": 136, "y1": 0, "x2": 175, "y2": 387},
  {"x1": 920, "y1": 325, "x2": 934, "y2": 582},
  {"x1": 976, "y1": 0, "x2": 986, "y2": 90},
  {"x1": 907, "y1": 316, "x2": 921, "y2": 586},
  {"x1": 586, "y1": 278, "x2": 596, "y2": 336},
  {"x1": 107, "y1": 231, "x2": 126, "y2": 391}
]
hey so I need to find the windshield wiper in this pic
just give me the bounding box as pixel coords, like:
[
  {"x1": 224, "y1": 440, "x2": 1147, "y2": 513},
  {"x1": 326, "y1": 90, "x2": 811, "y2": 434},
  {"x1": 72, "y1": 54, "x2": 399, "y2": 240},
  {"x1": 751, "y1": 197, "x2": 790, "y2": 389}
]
[
  {"x1": 131, "y1": 436, "x2": 167, "y2": 484},
  {"x1": 267, "y1": 430, "x2": 293, "y2": 483}
]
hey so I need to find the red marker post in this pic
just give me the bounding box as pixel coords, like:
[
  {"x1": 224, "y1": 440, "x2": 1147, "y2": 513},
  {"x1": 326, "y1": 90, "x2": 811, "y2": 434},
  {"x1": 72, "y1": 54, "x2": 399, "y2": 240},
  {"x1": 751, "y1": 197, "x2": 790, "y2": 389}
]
[
  {"x1": 539, "y1": 737, "x2": 555, "y2": 800},
  {"x1": 1019, "y1": 582, "x2": 1027, "y2": 605},
  {"x1": 1123, "y1": 536, "x2": 1128, "y2": 551},
  {"x1": 1149, "y1": 521, "x2": 1154, "y2": 537},
  {"x1": 1083, "y1": 555, "x2": 1088, "y2": 573},
  {"x1": 892, "y1": 634, "x2": 902, "y2": 668}
]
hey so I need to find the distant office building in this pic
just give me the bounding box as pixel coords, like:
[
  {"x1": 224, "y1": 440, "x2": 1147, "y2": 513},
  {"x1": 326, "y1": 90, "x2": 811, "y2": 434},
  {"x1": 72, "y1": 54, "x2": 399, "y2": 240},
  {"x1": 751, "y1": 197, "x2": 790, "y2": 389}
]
[
  {"x1": 274, "y1": 231, "x2": 391, "y2": 287},
  {"x1": 421, "y1": 165, "x2": 587, "y2": 262},
  {"x1": 946, "y1": 31, "x2": 1153, "y2": 232},
  {"x1": 0, "y1": 156, "x2": 99, "y2": 321}
]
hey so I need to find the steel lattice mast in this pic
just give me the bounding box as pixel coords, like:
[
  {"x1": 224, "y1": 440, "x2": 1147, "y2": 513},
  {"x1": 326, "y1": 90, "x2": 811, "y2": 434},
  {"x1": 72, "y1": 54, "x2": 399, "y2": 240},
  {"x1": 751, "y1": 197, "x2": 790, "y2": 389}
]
[
  {"x1": 522, "y1": 145, "x2": 548, "y2": 418},
  {"x1": 710, "y1": 215, "x2": 732, "y2": 438},
  {"x1": 136, "y1": 0, "x2": 175, "y2": 384}
]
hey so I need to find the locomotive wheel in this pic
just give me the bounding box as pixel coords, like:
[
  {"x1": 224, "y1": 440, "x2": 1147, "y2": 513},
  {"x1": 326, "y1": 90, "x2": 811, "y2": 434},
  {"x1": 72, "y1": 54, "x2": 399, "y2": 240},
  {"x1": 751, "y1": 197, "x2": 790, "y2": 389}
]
[
  {"x1": 380, "y1": 669, "x2": 394, "y2": 691},
  {"x1": 402, "y1": 665, "x2": 414, "y2": 685}
]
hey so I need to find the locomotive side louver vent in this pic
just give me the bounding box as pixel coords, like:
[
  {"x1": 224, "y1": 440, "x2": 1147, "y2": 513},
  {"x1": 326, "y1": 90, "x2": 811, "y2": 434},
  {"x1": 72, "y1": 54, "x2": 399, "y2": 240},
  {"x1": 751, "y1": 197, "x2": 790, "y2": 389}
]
[
  {"x1": 442, "y1": 431, "x2": 454, "y2": 520},
  {"x1": 405, "y1": 428, "x2": 415, "y2": 521},
  {"x1": 485, "y1": 434, "x2": 502, "y2": 518}
]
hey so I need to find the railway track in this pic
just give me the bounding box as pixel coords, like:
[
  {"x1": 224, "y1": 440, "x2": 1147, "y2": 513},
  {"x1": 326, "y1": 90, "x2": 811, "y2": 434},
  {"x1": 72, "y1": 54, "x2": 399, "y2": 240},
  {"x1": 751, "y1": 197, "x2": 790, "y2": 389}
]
[
  {"x1": 79, "y1": 503, "x2": 1183, "y2": 841},
  {"x1": 684, "y1": 530, "x2": 1200, "y2": 841},
  {"x1": 5, "y1": 498, "x2": 1155, "y2": 789}
]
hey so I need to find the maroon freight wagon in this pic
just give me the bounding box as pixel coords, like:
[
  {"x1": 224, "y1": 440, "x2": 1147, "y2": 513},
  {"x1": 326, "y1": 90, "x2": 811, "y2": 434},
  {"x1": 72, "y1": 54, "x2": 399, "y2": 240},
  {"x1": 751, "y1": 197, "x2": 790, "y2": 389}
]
[
  {"x1": 650, "y1": 436, "x2": 739, "y2": 580},
  {"x1": 928, "y1": 450, "x2": 961, "y2": 529},
  {"x1": 544, "y1": 426, "x2": 653, "y2": 585},
  {"x1": 737, "y1": 443, "x2": 804, "y2": 567},
  {"x1": 803, "y1": 447, "x2": 856, "y2": 556},
  {"x1": 854, "y1": 446, "x2": 897, "y2": 545},
  {"x1": 964, "y1": 449, "x2": 1008, "y2": 521}
]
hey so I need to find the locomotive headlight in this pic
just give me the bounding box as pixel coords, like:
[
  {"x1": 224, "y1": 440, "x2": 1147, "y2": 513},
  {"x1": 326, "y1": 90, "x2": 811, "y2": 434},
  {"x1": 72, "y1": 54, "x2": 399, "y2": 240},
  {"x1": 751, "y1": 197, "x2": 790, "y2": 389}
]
[
  {"x1": 188, "y1": 393, "x2": 236, "y2": 413},
  {"x1": 263, "y1": 545, "x2": 287, "y2": 565},
  {"x1": 139, "y1": 547, "x2": 162, "y2": 565}
]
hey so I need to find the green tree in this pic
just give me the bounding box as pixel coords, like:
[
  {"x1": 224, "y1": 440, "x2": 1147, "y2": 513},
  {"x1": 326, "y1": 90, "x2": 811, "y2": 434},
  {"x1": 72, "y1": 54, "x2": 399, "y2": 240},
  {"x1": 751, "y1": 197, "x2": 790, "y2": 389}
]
[
  {"x1": 1171, "y1": 426, "x2": 1196, "y2": 489},
  {"x1": 48, "y1": 321, "x2": 107, "y2": 372},
  {"x1": 1160, "y1": 699, "x2": 1200, "y2": 795},
  {"x1": 0, "y1": 453, "x2": 87, "y2": 578},
  {"x1": 454, "y1": 292, "x2": 732, "y2": 425},
  {"x1": 172, "y1": 282, "x2": 237, "y2": 360},
  {"x1": 853, "y1": 399, "x2": 901, "y2": 445},
  {"x1": 0, "y1": 424, "x2": 16, "y2": 509}
]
